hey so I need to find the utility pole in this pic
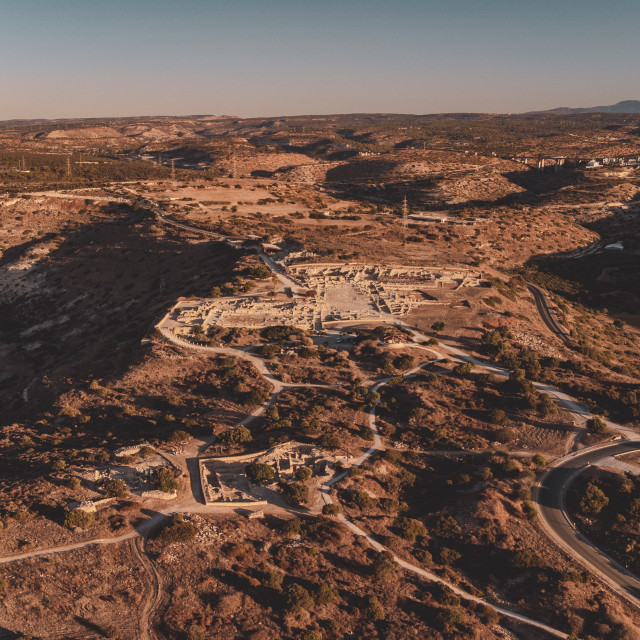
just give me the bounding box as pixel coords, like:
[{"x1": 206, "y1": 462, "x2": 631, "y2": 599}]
[
  {"x1": 171, "y1": 158, "x2": 175, "y2": 180},
  {"x1": 232, "y1": 151, "x2": 237, "y2": 180},
  {"x1": 66, "y1": 155, "x2": 71, "y2": 179}
]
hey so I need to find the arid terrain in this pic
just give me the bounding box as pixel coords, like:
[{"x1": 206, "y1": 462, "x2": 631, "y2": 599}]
[{"x1": 1, "y1": 112, "x2": 640, "y2": 640}]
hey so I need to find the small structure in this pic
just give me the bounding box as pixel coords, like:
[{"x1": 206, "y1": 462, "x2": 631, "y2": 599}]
[
  {"x1": 114, "y1": 442, "x2": 151, "y2": 458},
  {"x1": 199, "y1": 442, "x2": 333, "y2": 506}
]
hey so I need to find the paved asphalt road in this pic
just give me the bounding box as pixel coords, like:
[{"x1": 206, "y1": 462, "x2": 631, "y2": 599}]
[
  {"x1": 527, "y1": 283, "x2": 572, "y2": 343},
  {"x1": 535, "y1": 441, "x2": 640, "y2": 607}
]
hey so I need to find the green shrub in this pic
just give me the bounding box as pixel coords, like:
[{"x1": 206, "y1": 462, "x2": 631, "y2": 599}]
[
  {"x1": 266, "y1": 570, "x2": 284, "y2": 591},
  {"x1": 487, "y1": 409, "x2": 507, "y2": 425},
  {"x1": 439, "y1": 547, "x2": 461, "y2": 565},
  {"x1": 436, "y1": 607, "x2": 465, "y2": 631},
  {"x1": 64, "y1": 509, "x2": 95, "y2": 530},
  {"x1": 282, "y1": 482, "x2": 310, "y2": 505},
  {"x1": 361, "y1": 594, "x2": 385, "y2": 621},
  {"x1": 537, "y1": 394, "x2": 557, "y2": 418},
  {"x1": 396, "y1": 517, "x2": 426, "y2": 542},
  {"x1": 242, "y1": 388, "x2": 270, "y2": 407},
  {"x1": 168, "y1": 429, "x2": 189, "y2": 443},
  {"x1": 352, "y1": 490, "x2": 373, "y2": 510},
  {"x1": 495, "y1": 427, "x2": 515, "y2": 443},
  {"x1": 154, "y1": 467, "x2": 179, "y2": 493},
  {"x1": 313, "y1": 581, "x2": 338, "y2": 605},
  {"x1": 282, "y1": 517, "x2": 302, "y2": 535},
  {"x1": 218, "y1": 425, "x2": 253, "y2": 445},
  {"x1": 101, "y1": 479, "x2": 129, "y2": 498},
  {"x1": 531, "y1": 453, "x2": 547, "y2": 467},
  {"x1": 371, "y1": 550, "x2": 397, "y2": 581},
  {"x1": 157, "y1": 514, "x2": 198, "y2": 544},
  {"x1": 587, "y1": 415, "x2": 608, "y2": 435},
  {"x1": 295, "y1": 466, "x2": 313, "y2": 482},
  {"x1": 286, "y1": 583, "x2": 315, "y2": 613},
  {"x1": 246, "y1": 463, "x2": 275, "y2": 483},
  {"x1": 579, "y1": 482, "x2": 609, "y2": 515},
  {"x1": 185, "y1": 625, "x2": 205, "y2": 640},
  {"x1": 322, "y1": 503, "x2": 341, "y2": 516},
  {"x1": 453, "y1": 362, "x2": 473, "y2": 376},
  {"x1": 522, "y1": 500, "x2": 537, "y2": 521},
  {"x1": 510, "y1": 549, "x2": 546, "y2": 570}
]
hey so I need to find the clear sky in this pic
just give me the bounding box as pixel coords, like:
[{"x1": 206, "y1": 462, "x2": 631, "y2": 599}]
[{"x1": 1, "y1": 0, "x2": 639, "y2": 119}]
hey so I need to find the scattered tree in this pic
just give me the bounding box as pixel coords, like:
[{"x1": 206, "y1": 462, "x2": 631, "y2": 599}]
[
  {"x1": 532, "y1": 453, "x2": 547, "y2": 467},
  {"x1": 361, "y1": 594, "x2": 385, "y2": 621},
  {"x1": 218, "y1": 424, "x2": 253, "y2": 446},
  {"x1": 579, "y1": 482, "x2": 609, "y2": 515},
  {"x1": 246, "y1": 463, "x2": 275, "y2": 483},
  {"x1": 587, "y1": 416, "x2": 608, "y2": 435},
  {"x1": 157, "y1": 513, "x2": 198, "y2": 544},
  {"x1": 295, "y1": 466, "x2": 313, "y2": 482},
  {"x1": 322, "y1": 503, "x2": 341, "y2": 516},
  {"x1": 101, "y1": 479, "x2": 129, "y2": 498},
  {"x1": 286, "y1": 583, "x2": 315, "y2": 613},
  {"x1": 155, "y1": 467, "x2": 179, "y2": 493},
  {"x1": 64, "y1": 509, "x2": 95, "y2": 530},
  {"x1": 282, "y1": 482, "x2": 310, "y2": 505},
  {"x1": 371, "y1": 550, "x2": 397, "y2": 581},
  {"x1": 396, "y1": 517, "x2": 426, "y2": 542}
]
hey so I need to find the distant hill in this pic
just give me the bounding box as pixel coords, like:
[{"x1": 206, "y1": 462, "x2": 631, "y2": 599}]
[{"x1": 543, "y1": 100, "x2": 640, "y2": 115}]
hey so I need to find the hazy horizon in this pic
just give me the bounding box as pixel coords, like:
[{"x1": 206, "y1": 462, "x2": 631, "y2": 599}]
[{"x1": 2, "y1": 0, "x2": 640, "y2": 120}]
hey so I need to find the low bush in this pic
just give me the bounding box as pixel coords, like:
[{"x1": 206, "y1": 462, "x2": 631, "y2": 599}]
[
  {"x1": 157, "y1": 514, "x2": 198, "y2": 544},
  {"x1": 64, "y1": 509, "x2": 95, "y2": 530}
]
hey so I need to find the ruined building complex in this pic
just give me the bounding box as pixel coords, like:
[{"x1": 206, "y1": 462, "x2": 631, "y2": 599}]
[{"x1": 163, "y1": 262, "x2": 485, "y2": 333}]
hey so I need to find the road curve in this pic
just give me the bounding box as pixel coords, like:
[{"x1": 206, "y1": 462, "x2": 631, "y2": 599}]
[
  {"x1": 320, "y1": 355, "x2": 569, "y2": 639},
  {"x1": 527, "y1": 284, "x2": 572, "y2": 344},
  {"x1": 534, "y1": 441, "x2": 640, "y2": 609},
  {"x1": 151, "y1": 210, "x2": 638, "y2": 621}
]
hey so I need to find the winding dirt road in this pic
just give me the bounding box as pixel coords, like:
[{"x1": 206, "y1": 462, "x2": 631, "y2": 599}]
[{"x1": 5, "y1": 192, "x2": 638, "y2": 639}]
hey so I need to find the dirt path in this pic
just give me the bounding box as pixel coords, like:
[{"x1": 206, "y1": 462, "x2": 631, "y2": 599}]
[
  {"x1": 318, "y1": 352, "x2": 569, "y2": 639},
  {"x1": 1, "y1": 196, "x2": 631, "y2": 639},
  {"x1": 0, "y1": 514, "x2": 164, "y2": 565},
  {"x1": 131, "y1": 537, "x2": 163, "y2": 640}
]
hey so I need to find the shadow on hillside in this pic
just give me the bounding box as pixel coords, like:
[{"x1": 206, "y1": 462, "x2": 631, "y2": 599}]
[
  {"x1": 321, "y1": 164, "x2": 615, "y2": 212},
  {"x1": 522, "y1": 206, "x2": 640, "y2": 314},
  {"x1": 0, "y1": 232, "x2": 59, "y2": 270},
  {"x1": 0, "y1": 208, "x2": 243, "y2": 417},
  {"x1": 502, "y1": 166, "x2": 586, "y2": 195}
]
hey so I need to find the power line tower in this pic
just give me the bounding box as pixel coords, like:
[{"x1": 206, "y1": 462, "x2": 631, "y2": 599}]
[
  {"x1": 171, "y1": 158, "x2": 175, "y2": 180},
  {"x1": 66, "y1": 155, "x2": 71, "y2": 179},
  {"x1": 402, "y1": 195, "x2": 408, "y2": 246}
]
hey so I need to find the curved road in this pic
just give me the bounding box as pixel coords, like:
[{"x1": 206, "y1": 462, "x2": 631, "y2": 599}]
[
  {"x1": 527, "y1": 284, "x2": 572, "y2": 344},
  {"x1": 9, "y1": 189, "x2": 630, "y2": 638},
  {"x1": 320, "y1": 354, "x2": 568, "y2": 639},
  {"x1": 153, "y1": 198, "x2": 640, "y2": 620},
  {"x1": 535, "y1": 441, "x2": 640, "y2": 608}
]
